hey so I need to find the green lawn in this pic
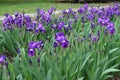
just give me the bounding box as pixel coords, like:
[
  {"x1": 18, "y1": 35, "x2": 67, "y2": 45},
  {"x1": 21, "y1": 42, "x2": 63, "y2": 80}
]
[{"x1": 0, "y1": 2, "x2": 111, "y2": 16}]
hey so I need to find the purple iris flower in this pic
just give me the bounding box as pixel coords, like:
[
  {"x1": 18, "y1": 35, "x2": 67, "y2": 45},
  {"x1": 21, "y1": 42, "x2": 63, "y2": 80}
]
[
  {"x1": 91, "y1": 22, "x2": 95, "y2": 28},
  {"x1": 28, "y1": 48, "x2": 35, "y2": 56},
  {"x1": 0, "y1": 55, "x2": 6, "y2": 63},
  {"x1": 84, "y1": 3, "x2": 89, "y2": 10},
  {"x1": 106, "y1": 22, "x2": 115, "y2": 34},
  {"x1": 26, "y1": 24, "x2": 35, "y2": 31},
  {"x1": 68, "y1": 19, "x2": 74, "y2": 25},
  {"x1": 28, "y1": 40, "x2": 44, "y2": 56},
  {"x1": 51, "y1": 24, "x2": 57, "y2": 29},
  {"x1": 106, "y1": 22, "x2": 114, "y2": 29},
  {"x1": 45, "y1": 13, "x2": 51, "y2": 23},
  {"x1": 55, "y1": 32, "x2": 66, "y2": 42},
  {"x1": 14, "y1": 13, "x2": 23, "y2": 28},
  {"x1": 64, "y1": 25, "x2": 69, "y2": 32},
  {"x1": 14, "y1": 12, "x2": 19, "y2": 17},
  {"x1": 29, "y1": 41, "x2": 36, "y2": 48},
  {"x1": 4, "y1": 13, "x2": 9, "y2": 17},
  {"x1": 31, "y1": 42, "x2": 39, "y2": 49},
  {"x1": 2, "y1": 14, "x2": 14, "y2": 31},
  {"x1": 48, "y1": 7, "x2": 56, "y2": 15},
  {"x1": 92, "y1": 36, "x2": 98, "y2": 42},
  {"x1": 39, "y1": 10, "x2": 45, "y2": 16},
  {"x1": 115, "y1": 11, "x2": 120, "y2": 16},
  {"x1": 68, "y1": 25, "x2": 72, "y2": 30},
  {"x1": 32, "y1": 21, "x2": 37, "y2": 27},
  {"x1": 54, "y1": 32, "x2": 69, "y2": 48},
  {"x1": 58, "y1": 22, "x2": 65, "y2": 30},
  {"x1": 36, "y1": 23, "x2": 46, "y2": 33},
  {"x1": 55, "y1": 32, "x2": 64, "y2": 37},
  {"x1": 53, "y1": 41, "x2": 58, "y2": 48},
  {"x1": 59, "y1": 15, "x2": 63, "y2": 20},
  {"x1": 98, "y1": 17, "x2": 110, "y2": 26},
  {"x1": 97, "y1": 9, "x2": 103, "y2": 16},
  {"x1": 24, "y1": 15, "x2": 32, "y2": 26},
  {"x1": 61, "y1": 40, "x2": 69, "y2": 48},
  {"x1": 81, "y1": 16, "x2": 85, "y2": 23},
  {"x1": 113, "y1": 3, "x2": 119, "y2": 11},
  {"x1": 78, "y1": 7, "x2": 85, "y2": 14},
  {"x1": 8, "y1": 15, "x2": 14, "y2": 23},
  {"x1": 90, "y1": 7, "x2": 98, "y2": 13},
  {"x1": 37, "y1": 40, "x2": 44, "y2": 49},
  {"x1": 86, "y1": 13, "x2": 95, "y2": 21},
  {"x1": 48, "y1": 8, "x2": 53, "y2": 15},
  {"x1": 62, "y1": 10, "x2": 67, "y2": 14},
  {"x1": 81, "y1": 38, "x2": 85, "y2": 42},
  {"x1": 97, "y1": 30, "x2": 100, "y2": 36},
  {"x1": 68, "y1": 8, "x2": 73, "y2": 14},
  {"x1": 109, "y1": 28, "x2": 115, "y2": 34},
  {"x1": 41, "y1": 15, "x2": 46, "y2": 22},
  {"x1": 74, "y1": 14, "x2": 78, "y2": 22},
  {"x1": 56, "y1": 35, "x2": 66, "y2": 42}
]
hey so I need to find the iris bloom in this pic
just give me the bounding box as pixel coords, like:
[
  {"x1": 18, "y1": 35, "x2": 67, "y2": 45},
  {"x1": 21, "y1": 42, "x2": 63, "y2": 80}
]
[
  {"x1": 0, "y1": 55, "x2": 6, "y2": 63},
  {"x1": 92, "y1": 36, "x2": 98, "y2": 42},
  {"x1": 54, "y1": 32, "x2": 69, "y2": 48},
  {"x1": 35, "y1": 23, "x2": 46, "y2": 33},
  {"x1": 28, "y1": 40, "x2": 44, "y2": 56},
  {"x1": 106, "y1": 22, "x2": 115, "y2": 34}
]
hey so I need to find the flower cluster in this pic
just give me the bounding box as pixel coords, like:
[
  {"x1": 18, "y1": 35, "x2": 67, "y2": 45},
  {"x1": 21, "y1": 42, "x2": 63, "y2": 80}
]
[
  {"x1": 3, "y1": 14, "x2": 14, "y2": 31},
  {"x1": 28, "y1": 40, "x2": 44, "y2": 56},
  {"x1": 53, "y1": 32, "x2": 69, "y2": 48},
  {"x1": 106, "y1": 22, "x2": 115, "y2": 34},
  {"x1": 36, "y1": 7, "x2": 56, "y2": 24},
  {"x1": 35, "y1": 23, "x2": 46, "y2": 34},
  {"x1": 2, "y1": 12, "x2": 48, "y2": 35},
  {"x1": 2, "y1": 3, "x2": 120, "y2": 57}
]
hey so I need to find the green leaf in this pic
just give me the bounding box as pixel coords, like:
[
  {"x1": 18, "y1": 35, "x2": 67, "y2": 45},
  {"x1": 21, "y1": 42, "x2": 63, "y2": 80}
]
[
  {"x1": 16, "y1": 74, "x2": 24, "y2": 80},
  {"x1": 104, "y1": 75, "x2": 113, "y2": 80},
  {"x1": 80, "y1": 52, "x2": 92, "y2": 71},
  {"x1": 77, "y1": 77, "x2": 84, "y2": 80},
  {"x1": 109, "y1": 48, "x2": 119, "y2": 54},
  {"x1": 101, "y1": 68, "x2": 120, "y2": 78},
  {"x1": 2, "y1": 65, "x2": 9, "y2": 80},
  {"x1": 46, "y1": 68, "x2": 52, "y2": 80}
]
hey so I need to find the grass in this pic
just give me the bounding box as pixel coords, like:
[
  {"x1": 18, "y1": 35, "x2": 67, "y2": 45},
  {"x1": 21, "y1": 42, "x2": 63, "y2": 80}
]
[{"x1": 0, "y1": 2, "x2": 112, "y2": 16}]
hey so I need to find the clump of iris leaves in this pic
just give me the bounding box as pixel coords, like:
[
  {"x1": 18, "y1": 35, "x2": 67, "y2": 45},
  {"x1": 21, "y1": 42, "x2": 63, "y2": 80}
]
[{"x1": 0, "y1": 3, "x2": 120, "y2": 80}]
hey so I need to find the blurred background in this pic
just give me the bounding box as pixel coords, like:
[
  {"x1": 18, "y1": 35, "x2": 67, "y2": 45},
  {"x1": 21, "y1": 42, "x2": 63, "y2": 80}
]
[
  {"x1": 0, "y1": 0, "x2": 119, "y2": 16},
  {"x1": 0, "y1": 0, "x2": 119, "y2": 3}
]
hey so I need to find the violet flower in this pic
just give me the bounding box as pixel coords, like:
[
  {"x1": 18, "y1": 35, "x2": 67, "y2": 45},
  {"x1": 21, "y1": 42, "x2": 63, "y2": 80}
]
[
  {"x1": 78, "y1": 7, "x2": 85, "y2": 14},
  {"x1": 54, "y1": 32, "x2": 69, "y2": 48},
  {"x1": 48, "y1": 7, "x2": 56, "y2": 15},
  {"x1": 106, "y1": 22, "x2": 115, "y2": 34},
  {"x1": 57, "y1": 22, "x2": 65, "y2": 30},
  {"x1": 98, "y1": 17, "x2": 110, "y2": 26},
  {"x1": 0, "y1": 55, "x2": 6, "y2": 64},
  {"x1": 28, "y1": 48, "x2": 35, "y2": 57},
  {"x1": 35, "y1": 23, "x2": 46, "y2": 33},
  {"x1": 28, "y1": 40, "x2": 44, "y2": 56},
  {"x1": 92, "y1": 36, "x2": 98, "y2": 42},
  {"x1": 84, "y1": 3, "x2": 89, "y2": 10}
]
